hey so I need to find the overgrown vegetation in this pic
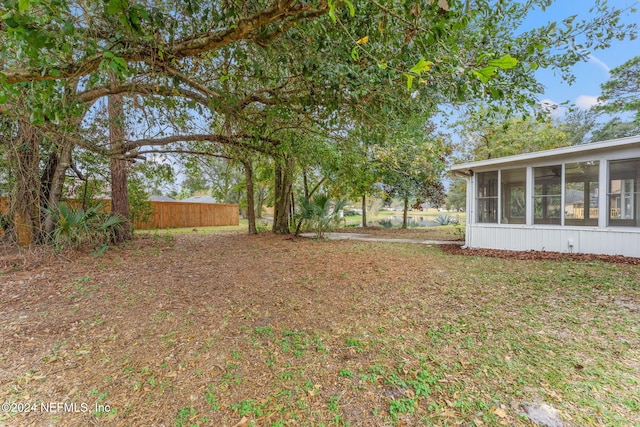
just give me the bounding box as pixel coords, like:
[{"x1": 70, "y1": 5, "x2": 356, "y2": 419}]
[{"x1": 47, "y1": 202, "x2": 123, "y2": 250}]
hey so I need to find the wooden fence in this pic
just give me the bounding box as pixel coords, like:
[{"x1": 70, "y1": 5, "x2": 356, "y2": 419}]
[
  {"x1": 136, "y1": 201, "x2": 239, "y2": 229},
  {"x1": 0, "y1": 198, "x2": 239, "y2": 230}
]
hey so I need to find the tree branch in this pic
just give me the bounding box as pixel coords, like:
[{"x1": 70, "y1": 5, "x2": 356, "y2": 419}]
[
  {"x1": 3, "y1": 1, "x2": 327, "y2": 84},
  {"x1": 128, "y1": 149, "x2": 235, "y2": 160},
  {"x1": 124, "y1": 133, "x2": 278, "y2": 155}
]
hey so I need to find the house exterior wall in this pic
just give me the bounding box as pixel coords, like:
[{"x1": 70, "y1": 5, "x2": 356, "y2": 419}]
[
  {"x1": 453, "y1": 136, "x2": 640, "y2": 258},
  {"x1": 466, "y1": 224, "x2": 640, "y2": 257}
]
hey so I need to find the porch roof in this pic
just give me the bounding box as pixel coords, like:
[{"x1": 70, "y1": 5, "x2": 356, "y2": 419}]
[{"x1": 449, "y1": 135, "x2": 640, "y2": 175}]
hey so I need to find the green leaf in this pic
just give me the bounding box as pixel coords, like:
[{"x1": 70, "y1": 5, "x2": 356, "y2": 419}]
[
  {"x1": 107, "y1": 0, "x2": 126, "y2": 15},
  {"x1": 476, "y1": 53, "x2": 489, "y2": 64},
  {"x1": 487, "y1": 54, "x2": 518, "y2": 69},
  {"x1": 350, "y1": 46, "x2": 359, "y2": 61},
  {"x1": 473, "y1": 68, "x2": 494, "y2": 83},
  {"x1": 377, "y1": 61, "x2": 387, "y2": 70},
  {"x1": 409, "y1": 58, "x2": 433, "y2": 75},
  {"x1": 63, "y1": 21, "x2": 75, "y2": 36},
  {"x1": 405, "y1": 74, "x2": 414, "y2": 90},
  {"x1": 0, "y1": 91, "x2": 7, "y2": 104},
  {"x1": 18, "y1": 0, "x2": 30, "y2": 13},
  {"x1": 328, "y1": 0, "x2": 336, "y2": 23},
  {"x1": 4, "y1": 15, "x2": 19, "y2": 28},
  {"x1": 344, "y1": 0, "x2": 355, "y2": 17},
  {"x1": 113, "y1": 57, "x2": 127, "y2": 69},
  {"x1": 490, "y1": 88, "x2": 504, "y2": 99},
  {"x1": 129, "y1": 10, "x2": 141, "y2": 31}
]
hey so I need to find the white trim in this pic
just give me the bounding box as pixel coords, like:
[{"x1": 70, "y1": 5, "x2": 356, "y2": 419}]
[{"x1": 450, "y1": 135, "x2": 640, "y2": 172}]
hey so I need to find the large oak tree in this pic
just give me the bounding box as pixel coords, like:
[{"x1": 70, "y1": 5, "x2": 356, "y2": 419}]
[{"x1": 0, "y1": 0, "x2": 636, "y2": 244}]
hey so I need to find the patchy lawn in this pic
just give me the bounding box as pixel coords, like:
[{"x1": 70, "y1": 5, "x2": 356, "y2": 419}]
[
  {"x1": 332, "y1": 225, "x2": 464, "y2": 241},
  {"x1": 0, "y1": 233, "x2": 638, "y2": 427}
]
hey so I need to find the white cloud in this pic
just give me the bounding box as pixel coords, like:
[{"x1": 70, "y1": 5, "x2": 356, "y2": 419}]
[
  {"x1": 587, "y1": 54, "x2": 611, "y2": 74},
  {"x1": 575, "y1": 95, "x2": 603, "y2": 109},
  {"x1": 539, "y1": 99, "x2": 566, "y2": 118}
]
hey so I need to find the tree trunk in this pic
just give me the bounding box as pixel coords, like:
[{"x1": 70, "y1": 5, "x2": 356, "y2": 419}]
[
  {"x1": 108, "y1": 93, "x2": 132, "y2": 241},
  {"x1": 402, "y1": 197, "x2": 409, "y2": 229},
  {"x1": 255, "y1": 188, "x2": 265, "y2": 218},
  {"x1": 273, "y1": 158, "x2": 293, "y2": 234},
  {"x1": 243, "y1": 160, "x2": 257, "y2": 234},
  {"x1": 361, "y1": 194, "x2": 367, "y2": 228},
  {"x1": 10, "y1": 120, "x2": 42, "y2": 246},
  {"x1": 42, "y1": 142, "x2": 73, "y2": 235}
]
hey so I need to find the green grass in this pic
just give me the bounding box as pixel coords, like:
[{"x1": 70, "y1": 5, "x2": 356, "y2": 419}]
[{"x1": 135, "y1": 219, "x2": 251, "y2": 235}]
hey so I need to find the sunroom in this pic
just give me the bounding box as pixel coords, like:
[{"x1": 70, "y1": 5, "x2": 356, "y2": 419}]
[{"x1": 450, "y1": 135, "x2": 640, "y2": 258}]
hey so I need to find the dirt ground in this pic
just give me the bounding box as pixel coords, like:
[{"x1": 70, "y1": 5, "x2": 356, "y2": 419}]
[
  {"x1": 438, "y1": 244, "x2": 640, "y2": 265},
  {"x1": 0, "y1": 231, "x2": 638, "y2": 426}
]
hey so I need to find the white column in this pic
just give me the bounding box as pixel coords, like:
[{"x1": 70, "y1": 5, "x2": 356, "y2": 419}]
[
  {"x1": 598, "y1": 160, "x2": 608, "y2": 228},
  {"x1": 526, "y1": 166, "x2": 534, "y2": 226},
  {"x1": 465, "y1": 175, "x2": 473, "y2": 247},
  {"x1": 497, "y1": 170, "x2": 502, "y2": 224},
  {"x1": 561, "y1": 164, "x2": 566, "y2": 226}
]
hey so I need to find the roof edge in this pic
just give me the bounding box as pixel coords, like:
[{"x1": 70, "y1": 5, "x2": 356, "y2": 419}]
[{"x1": 449, "y1": 135, "x2": 640, "y2": 171}]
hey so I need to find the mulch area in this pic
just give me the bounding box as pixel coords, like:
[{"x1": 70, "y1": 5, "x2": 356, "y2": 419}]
[{"x1": 439, "y1": 244, "x2": 640, "y2": 265}]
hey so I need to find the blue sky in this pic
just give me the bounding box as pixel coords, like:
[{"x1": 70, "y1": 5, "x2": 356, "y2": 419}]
[{"x1": 525, "y1": 1, "x2": 640, "y2": 111}]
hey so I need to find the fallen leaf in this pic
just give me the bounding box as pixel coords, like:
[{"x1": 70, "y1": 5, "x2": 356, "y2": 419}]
[
  {"x1": 232, "y1": 417, "x2": 250, "y2": 427},
  {"x1": 493, "y1": 407, "x2": 507, "y2": 418}
]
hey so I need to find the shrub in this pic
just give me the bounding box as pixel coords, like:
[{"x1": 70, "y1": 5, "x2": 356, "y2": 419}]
[
  {"x1": 47, "y1": 202, "x2": 123, "y2": 250},
  {"x1": 453, "y1": 222, "x2": 466, "y2": 240},
  {"x1": 433, "y1": 214, "x2": 459, "y2": 226},
  {"x1": 295, "y1": 194, "x2": 347, "y2": 238},
  {"x1": 378, "y1": 219, "x2": 394, "y2": 228},
  {"x1": 256, "y1": 221, "x2": 270, "y2": 233},
  {"x1": 128, "y1": 178, "x2": 154, "y2": 228}
]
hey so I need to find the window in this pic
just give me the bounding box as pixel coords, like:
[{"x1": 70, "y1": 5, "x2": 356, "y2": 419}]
[
  {"x1": 500, "y1": 168, "x2": 526, "y2": 224},
  {"x1": 565, "y1": 162, "x2": 599, "y2": 226},
  {"x1": 534, "y1": 166, "x2": 562, "y2": 225},
  {"x1": 609, "y1": 159, "x2": 640, "y2": 227},
  {"x1": 476, "y1": 171, "x2": 498, "y2": 223}
]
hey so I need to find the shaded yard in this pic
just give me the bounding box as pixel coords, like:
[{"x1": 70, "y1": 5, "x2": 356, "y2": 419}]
[{"x1": 0, "y1": 232, "x2": 638, "y2": 426}]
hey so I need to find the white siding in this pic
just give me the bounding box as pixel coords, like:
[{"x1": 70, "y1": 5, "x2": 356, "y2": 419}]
[{"x1": 468, "y1": 225, "x2": 640, "y2": 257}]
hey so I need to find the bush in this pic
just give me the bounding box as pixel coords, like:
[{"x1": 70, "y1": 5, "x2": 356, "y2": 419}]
[
  {"x1": 47, "y1": 202, "x2": 123, "y2": 250},
  {"x1": 256, "y1": 221, "x2": 270, "y2": 233},
  {"x1": 296, "y1": 194, "x2": 347, "y2": 238},
  {"x1": 378, "y1": 219, "x2": 394, "y2": 228},
  {"x1": 433, "y1": 214, "x2": 459, "y2": 226},
  {"x1": 128, "y1": 178, "x2": 154, "y2": 228}
]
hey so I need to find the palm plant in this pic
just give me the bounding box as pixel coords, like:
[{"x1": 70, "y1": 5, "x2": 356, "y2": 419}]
[
  {"x1": 48, "y1": 202, "x2": 123, "y2": 249},
  {"x1": 296, "y1": 194, "x2": 347, "y2": 239}
]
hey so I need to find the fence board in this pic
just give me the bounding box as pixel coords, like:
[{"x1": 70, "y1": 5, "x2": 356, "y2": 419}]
[
  {"x1": 0, "y1": 198, "x2": 239, "y2": 230},
  {"x1": 134, "y1": 201, "x2": 239, "y2": 229}
]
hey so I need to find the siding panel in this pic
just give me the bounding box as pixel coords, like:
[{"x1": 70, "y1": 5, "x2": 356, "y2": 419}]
[{"x1": 469, "y1": 225, "x2": 640, "y2": 257}]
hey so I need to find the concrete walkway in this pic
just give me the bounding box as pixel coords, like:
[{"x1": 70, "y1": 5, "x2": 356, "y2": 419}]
[{"x1": 300, "y1": 232, "x2": 462, "y2": 245}]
